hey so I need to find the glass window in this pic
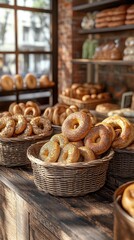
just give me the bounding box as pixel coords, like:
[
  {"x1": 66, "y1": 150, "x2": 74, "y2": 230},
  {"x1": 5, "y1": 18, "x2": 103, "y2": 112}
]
[
  {"x1": 18, "y1": 54, "x2": 51, "y2": 78},
  {"x1": 0, "y1": 0, "x2": 14, "y2": 5},
  {"x1": 0, "y1": 8, "x2": 15, "y2": 51},
  {"x1": 0, "y1": 54, "x2": 15, "y2": 75},
  {"x1": 17, "y1": 0, "x2": 52, "y2": 9},
  {"x1": 0, "y1": 0, "x2": 56, "y2": 82},
  {"x1": 17, "y1": 10, "x2": 51, "y2": 51}
]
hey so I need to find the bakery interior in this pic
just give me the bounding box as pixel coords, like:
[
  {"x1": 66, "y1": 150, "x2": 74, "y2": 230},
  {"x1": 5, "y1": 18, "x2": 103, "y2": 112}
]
[{"x1": 0, "y1": 1, "x2": 134, "y2": 240}]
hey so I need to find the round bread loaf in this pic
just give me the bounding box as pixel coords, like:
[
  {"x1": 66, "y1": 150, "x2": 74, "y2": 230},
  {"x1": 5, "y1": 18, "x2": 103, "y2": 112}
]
[{"x1": 95, "y1": 103, "x2": 120, "y2": 114}]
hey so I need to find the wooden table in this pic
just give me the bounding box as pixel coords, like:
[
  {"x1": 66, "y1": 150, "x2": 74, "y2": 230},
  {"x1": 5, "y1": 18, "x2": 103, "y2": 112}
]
[{"x1": 0, "y1": 166, "x2": 114, "y2": 240}]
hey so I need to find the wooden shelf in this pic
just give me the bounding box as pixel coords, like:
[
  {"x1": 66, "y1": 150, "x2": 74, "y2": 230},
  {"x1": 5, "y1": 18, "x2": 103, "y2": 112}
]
[
  {"x1": 79, "y1": 24, "x2": 134, "y2": 34},
  {"x1": 73, "y1": 0, "x2": 133, "y2": 12},
  {"x1": 72, "y1": 59, "x2": 134, "y2": 65},
  {"x1": 0, "y1": 85, "x2": 55, "y2": 96}
]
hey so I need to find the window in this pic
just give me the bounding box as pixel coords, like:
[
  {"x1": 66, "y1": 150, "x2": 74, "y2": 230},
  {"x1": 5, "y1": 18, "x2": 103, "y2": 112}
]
[{"x1": 0, "y1": 0, "x2": 57, "y2": 82}]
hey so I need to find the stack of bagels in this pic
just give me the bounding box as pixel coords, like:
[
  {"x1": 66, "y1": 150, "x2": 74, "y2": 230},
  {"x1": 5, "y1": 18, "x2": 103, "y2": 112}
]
[
  {"x1": 0, "y1": 74, "x2": 54, "y2": 91},
  {"x1": 38, "y1": 111, "x2": 134, "y2": 165},
  {"x1": 43, "y1": 103, "x2": 97, "y2": 126},
  {"x1": 0, "y1": 101, "x2": 52, "y2": 138},
  {"x1": 95, "y1": 4, "x2": 134, "y2": 29},
  {"x1": 95, "y1": 5, "x2": 128, "y2": 28},
  {"x1": 61, "y1": 83, "x2": 110, "y2": 102}
]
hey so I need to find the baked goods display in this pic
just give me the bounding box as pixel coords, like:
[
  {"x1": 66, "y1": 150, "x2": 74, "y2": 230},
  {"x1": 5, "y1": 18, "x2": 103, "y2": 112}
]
[
  {"x1": 37, "y1": 111, "x2": 134, "y2": 164},
  {"x1": 95, "y1": 5, "x2": 128, "y2": 29},
  {"x1": 0, "y1": 100, "x2": 53, "y2": 138},
  {"x1": 0, "y1": 114, "x2": 52, "y2": 138},
  {"x1": 123, "y1": 37, "x2": 134, "y2": 61},
  {"x1": 121, "y1": 183, "x2": 134, "y2": 218},
  {"x1": 93, "y1": 41, "x2": 123, "y2": 60},
  {"x1": 0, "y1": 74, "x2": 55, "y2": 91},
  {"x1": 43, "y1": 103, "x2": 97, "y2": 126}
]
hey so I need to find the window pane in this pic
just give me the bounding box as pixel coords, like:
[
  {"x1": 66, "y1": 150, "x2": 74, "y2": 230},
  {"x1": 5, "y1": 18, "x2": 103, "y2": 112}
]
[
  {"x1": 0, "y1": 54, "x2": 15, "y2": 76},
  {"x1": 0, "y1": 9, "x2": 15, "y2": 51},
  {"x1": 0, "y1": 0, "x2": 14, "y2": 5},
  {"x1": 17, "y1": 10, "x2": 51, "y2": 51},
  {"x1": 18, "y1": 54, "x2": 52, "y2": 78},
  {"x1": 17, "y1": 0, "x2": 52, "y2": 10}
]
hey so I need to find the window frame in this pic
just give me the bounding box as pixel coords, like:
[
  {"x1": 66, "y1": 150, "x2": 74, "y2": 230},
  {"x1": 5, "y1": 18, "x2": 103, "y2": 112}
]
[{"x1": 0, "y1": 0, "x2": 58, "y2": 104}]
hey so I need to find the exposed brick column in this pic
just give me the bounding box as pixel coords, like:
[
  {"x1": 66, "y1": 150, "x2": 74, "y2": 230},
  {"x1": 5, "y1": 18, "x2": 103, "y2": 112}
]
[{"x1": 58, "y1": 0, "x2": 73, "y2": 94}]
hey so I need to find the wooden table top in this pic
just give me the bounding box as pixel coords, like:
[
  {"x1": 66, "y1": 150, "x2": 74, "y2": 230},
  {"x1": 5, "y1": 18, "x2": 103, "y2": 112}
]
[{"x1": 0, "y1": 166, "x2": 114, "y2": 240}]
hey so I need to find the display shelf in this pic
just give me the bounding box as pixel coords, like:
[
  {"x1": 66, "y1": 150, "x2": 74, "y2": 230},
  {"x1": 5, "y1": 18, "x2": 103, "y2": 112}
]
[
  {"x1": 0, "y1": 85, "x2": 55, "y2": 95},
  {"x1": 79, "y1": 24, "x2": 134, "y2": 34},
  {"x1": 73, "y1": 0, "x2": 133, "y2": 12},
  {"x1": 72, "y1": 59, "x2": 134, "y2": 65}
]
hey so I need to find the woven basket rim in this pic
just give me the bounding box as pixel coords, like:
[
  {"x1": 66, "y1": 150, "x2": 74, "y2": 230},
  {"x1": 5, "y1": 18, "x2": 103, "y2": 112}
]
[
  {"x1": 27, "y1": 140, "x2": 114, "y2": 169},
  {"x1": 0, "y1": 129, "x2": 53, "y2": 143},
  {"x1": 59, "y1": 94, "x2": 111, "y2": 104},
  {"x1": 52, "y1": 125, "x2": 61, "y2": 130},
  {"x1": 114, "y1": 148, "x2": 134, "y2": 154}
]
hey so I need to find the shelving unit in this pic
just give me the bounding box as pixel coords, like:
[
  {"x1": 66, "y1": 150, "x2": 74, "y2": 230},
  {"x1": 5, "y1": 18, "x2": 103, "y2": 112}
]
[
  {"x1": 78, "y1": 24, "x2": 134, "y2": 35},
  {"x1": 72, "y1": 59, "x2": 134, "y2": 65},
  {"x1": 73, "y1": 0, "x2": 133, "y2": 12},
  {"x1": 0, "y1": 86, "x2": 55, "y2": 111},
  {"x1": 72, "y1": 0, "x2": 134, "y2": 85}
]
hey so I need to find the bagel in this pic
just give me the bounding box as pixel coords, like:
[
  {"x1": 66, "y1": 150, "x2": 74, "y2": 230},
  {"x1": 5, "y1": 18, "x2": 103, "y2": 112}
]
[
  {"x1": 24, "y1": 106, "x2": 39, "y2": 117},
  {"x1": 39, "y1": 141, "x2": 60, "y2": 163},
  {"x1": 43, "y1": 107, "x2": 54, "y2": 122},
  {"x1": 84, "y1": 124, "x2": 112, "y2": 155},
  {"x1": 122, "y1": 183, "x2": 134, "y2": 218},
  {"x1": 26, "y1": 101, "x2": 41, "y2": 116},
  {"x1": 79, "y1": 146, "x2": 96, "y2": 162},
  {"x1": 12, "y1": 114, "x2": 27, "y2": 135},
  {"x1": 102, "y1": 115, "x2": 134, "y2": 149},
  {"x1": 1, "y1": 75, "x2": 14, "y2": 91},
  {"x1": 58, "y1": 143, "x2": 80, "y2": 164},
  {"x1": 8, "y1": 102, "x2": 17, "y2": 114},
  {"x1": 25, "y1": 73, "x2": 37, "y2": 89},
  {"x1": 12, "y1": 104, "x2": 23, "y2": 115},
  {"x1": 30, "y1": 116, "x2": 52, "y2": 135},
  {"x1": 50, "y1": 133, "x2": 69, "y2": 148},
  {"x1": 62, "y1": 112, "x2": 92, "y2": 141},
  {"x1": 0, "y1": 116, "x2": 15, "y2": 138},
  {"x1": 14, "y1": 74, "x2": 23, "y2": 89},
  {"x1": 18, "y1": 123, "x2": 33, "y2": 137},
  {"x1": 39, "y1": 75, "x2": 54, "y2": 87}
]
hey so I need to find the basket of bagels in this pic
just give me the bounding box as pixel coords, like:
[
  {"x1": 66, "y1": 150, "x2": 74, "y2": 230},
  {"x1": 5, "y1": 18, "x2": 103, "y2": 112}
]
[
  {"x1": 59, "y1": 83, "x2": 111, "y2": 110},
  {"x1": 0, "y1": 101, "x2": 53, "y2": 167},
  {"x1": 27, "y1": 110, "x2": 117, "y2": 197}
]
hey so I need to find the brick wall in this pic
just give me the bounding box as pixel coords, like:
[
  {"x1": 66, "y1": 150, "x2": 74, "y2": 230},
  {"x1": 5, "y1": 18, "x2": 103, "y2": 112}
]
[
  {"x1": 58, "y1": 0, "x2": 73, "y2": 93},
  {"x1": 58, "y1": 1, "x2": 134, "y2": 103}
]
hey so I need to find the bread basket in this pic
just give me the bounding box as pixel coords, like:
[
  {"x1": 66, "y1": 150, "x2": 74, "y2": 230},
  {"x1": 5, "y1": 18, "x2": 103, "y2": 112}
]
[
  {"x1": 27, "y1": 140, "x2": 114, "y2": 197},
  {"x1": 108, "y1": 148, "x2": 134, "y2": 179},
  {"x1": 0, "y1": 130, "x2": 53, "y2": 167}
]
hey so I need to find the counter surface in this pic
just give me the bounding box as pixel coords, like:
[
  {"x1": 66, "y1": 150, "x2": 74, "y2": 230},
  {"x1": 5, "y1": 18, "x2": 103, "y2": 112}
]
[{"x1": 0, "y1": 166, "x2": 114, "y2": 240}]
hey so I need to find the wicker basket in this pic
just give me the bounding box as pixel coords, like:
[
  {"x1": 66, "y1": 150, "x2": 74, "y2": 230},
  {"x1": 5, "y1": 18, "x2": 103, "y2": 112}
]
[
  {"x1": 27, "y1": 140, "x2": 114, "y2": 197},
  {"x1": 0, "y1": 130, "x2": 53, "y2": 167},
  {"x1": 108, "y1": 149, "x2": 134, "y2": 178},
  {"x1": 59, "y1": 94, "x2": 111, "y2": 110}
]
